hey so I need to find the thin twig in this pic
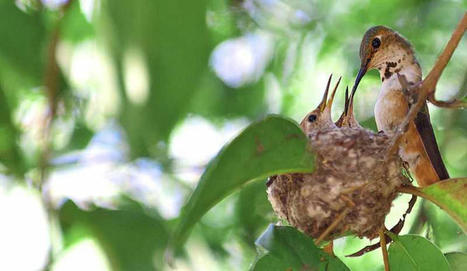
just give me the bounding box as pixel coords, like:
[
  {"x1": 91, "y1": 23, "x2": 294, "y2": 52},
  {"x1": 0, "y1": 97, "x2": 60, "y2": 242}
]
[
  {"x1": 427, "y1": 92, "x2": 467, "y2": 109},
  {"x1": 379, "y1": 228, "x2": 390, "y2": 271},
  {"x1": 40, "y1": 2, "x2": 76, "y2": 270},
  {"x1": 315, "y1": 208, "x2": 349, "y2": 245},
  {"x1": 387, "y1": 12, "x2": 467, "y2": 156}
]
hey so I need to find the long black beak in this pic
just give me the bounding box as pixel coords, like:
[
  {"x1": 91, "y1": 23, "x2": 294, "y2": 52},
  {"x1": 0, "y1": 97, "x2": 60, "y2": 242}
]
[{"x1": 350, "y1": 59, "x2": 369, "y2": 102}]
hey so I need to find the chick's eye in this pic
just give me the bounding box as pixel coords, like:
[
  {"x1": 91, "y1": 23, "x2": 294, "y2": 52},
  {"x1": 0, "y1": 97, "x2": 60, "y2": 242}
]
[
  {"x1": 308, "y1": 114, "x2": 317, "y2": 123},
  {"x1": 372, "y1": 38, "x2": 381, "y2": 49}
]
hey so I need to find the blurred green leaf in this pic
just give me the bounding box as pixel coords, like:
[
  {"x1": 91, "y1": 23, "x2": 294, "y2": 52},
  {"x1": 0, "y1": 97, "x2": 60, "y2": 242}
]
[
  {"x1": 103, "y1": 0, "x2": 211, "y2": 158},
  {"x1": 60, "y1": 0, "x2": 94, "y2": 43},
  {"x1": 64, "y1": 121, "x2": 94, "y2": 151},
  {"x1": 59, "y1": 199, "x2": 168, "y2": 271},
  {"x1": 0, "y1": 1, "x2": 45, "y2": 89},
  {"x1": 421, "y1": 178, "x2": 467, "y2": 232},
  {"x1": 190, "y1": 75, "x2": 268, "y2": 121},
  {"x1": 0, "y1": 83, "x2": 25, "y2": 176},
  {"x1": 235, "y1": 180, "x2": 273, "y2": 247},
  {"x1": 388, "y1": 234, "x2": 451, "y2": 271},
  {"x1": 445, "y1": 252, "x2": 467, "y2": 271},
  {"x1": 254, "y1": 224, "x2": 349, "y2": 271},
  {"x1": 170, "y1": 115, "x2": 315, "y2": 251}
]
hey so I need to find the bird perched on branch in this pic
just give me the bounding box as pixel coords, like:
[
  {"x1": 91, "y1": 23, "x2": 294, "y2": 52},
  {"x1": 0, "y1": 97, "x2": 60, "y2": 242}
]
[{"x1": 352, "y1": 26, "x2": 450, "y2": 187}]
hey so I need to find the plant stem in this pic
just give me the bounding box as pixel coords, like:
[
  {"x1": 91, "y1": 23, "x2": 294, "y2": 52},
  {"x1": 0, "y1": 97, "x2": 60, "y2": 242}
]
[{"x1": 379, "y1": 228, "x2": 390, "y2": 271}]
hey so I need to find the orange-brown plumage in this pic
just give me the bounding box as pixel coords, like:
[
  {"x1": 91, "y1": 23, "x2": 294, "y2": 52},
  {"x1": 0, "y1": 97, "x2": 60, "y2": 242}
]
[{"x1": 353, "y1": 26, "x2": 449, "y2": 187}]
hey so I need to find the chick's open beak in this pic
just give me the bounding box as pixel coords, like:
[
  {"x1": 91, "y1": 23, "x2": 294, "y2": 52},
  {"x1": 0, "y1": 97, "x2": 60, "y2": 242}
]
[
  {"x1": 318, "y1": 74, "x2": 333, "y2": 112},
  {"x1": 325, "y1": 76, "x2": 341, "y2": 113}
]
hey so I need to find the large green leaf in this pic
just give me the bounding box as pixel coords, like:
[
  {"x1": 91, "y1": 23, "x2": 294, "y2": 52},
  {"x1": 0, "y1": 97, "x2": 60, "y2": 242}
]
[
  {"x1": 59, "y1": 199, "x2": 168, "y2": 271},
  {"x1": 103, "y1": 0, "x2": 211, "y2": 158},
  {"x1": 388, "y1": 234, "x2": 451, "y2": 271},
  {"x1": 60, "y1": 0, "x2": 94, "y2": 43},
  {"x1": 0, "y1": 83, "x2": 25, "y2": 176},
  {"x1": 235, "y1": 180, "x2": 274, "y2": 247},
  {"x1": 251, "y1": 253, "x2": 291, "y2": 271},
  {"x1": 421, "y1": 178, "x2": 467, "y2": 232},
  {"x1": 445, "y1": 252, "x2": 467, "y2": 271},
  {"x1": 169, "y1": 115, "x2": 315, "y2": 251},
  {"x1": 253, "y1": 224, "x2": 349, "y2": 271},
  {"x1": 0, "y1": 1, "x2": 46, "y2": 89},
  {"x1": 423, "y1": 200, "x2": 467, "y2": 251}
]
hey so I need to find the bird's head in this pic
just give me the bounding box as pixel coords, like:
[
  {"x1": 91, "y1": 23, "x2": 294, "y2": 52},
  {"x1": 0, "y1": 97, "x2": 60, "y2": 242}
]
[
  {"x1": 300, "y1": 75, "x2": 341, "y2": 135},
  {"x1": 352, "y1": 26, "x2": 419, "y2": 94},
  {"x1": 334, "y1": 86, "x2": 361, "y2": 129}
]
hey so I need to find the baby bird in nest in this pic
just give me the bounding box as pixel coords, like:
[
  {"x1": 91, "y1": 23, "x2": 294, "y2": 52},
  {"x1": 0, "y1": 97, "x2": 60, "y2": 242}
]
[{"x1": 267, "y1": 75, "x2": 408, "y2": 242}]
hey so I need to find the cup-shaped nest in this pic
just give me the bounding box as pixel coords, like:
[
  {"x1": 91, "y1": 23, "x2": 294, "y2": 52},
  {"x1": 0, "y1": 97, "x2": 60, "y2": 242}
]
[{"x1": 268, "y1": 127, "x2": 407, "y2": 240}]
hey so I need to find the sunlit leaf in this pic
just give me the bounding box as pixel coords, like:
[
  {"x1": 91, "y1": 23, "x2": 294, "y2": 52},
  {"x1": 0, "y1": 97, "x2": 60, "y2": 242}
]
[
  {"x1": 254, "y1": 224, "x2": 349, "y2": 271},
  {"x1": 388, "y1": 234, "x2": 451, "y2": 271},
  {"x1": 60, "y1": 0, "x2": 94, "y2": 43},
  {"x1": 421, "y1": 178, "x2": 467, "y2": 232},
  {"x1": 445, "y1": 252, "x2": 467, "y2": 271},
  {"x1": 170, "y1": 115, "x2": 315, "y2": 251}
]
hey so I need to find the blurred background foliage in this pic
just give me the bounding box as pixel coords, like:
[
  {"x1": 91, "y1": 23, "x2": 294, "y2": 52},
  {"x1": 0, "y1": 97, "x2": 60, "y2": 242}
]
[{"x1": 0, "y1": 0, "x2": 466, "y2": 270}]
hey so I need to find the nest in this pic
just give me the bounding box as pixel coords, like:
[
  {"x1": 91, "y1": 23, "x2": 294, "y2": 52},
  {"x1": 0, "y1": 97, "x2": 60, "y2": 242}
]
[{"x1": 267, "y1": 77, "x2": 409, "y2": 241}]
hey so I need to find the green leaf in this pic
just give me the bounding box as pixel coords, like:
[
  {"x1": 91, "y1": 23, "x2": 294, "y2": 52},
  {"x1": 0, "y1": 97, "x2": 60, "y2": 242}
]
[
  {"x1": 59, "y1": 199, "x2": 168, "y2": 271},
  {"x1": 388, "y1": 234, "x2": 451, "y2": 271},
  {"x1": 0, "y1": 1, "x2": 46, "y2": 89},
  {"x1": 445, "y1": 252, "x2": 467, "y2": 271},
  {"x1": 60, "y1": 0, "x2": 94, "y2": 43},
  {"x1": 254, "y1": 224, "x2": 349, "y2": 271},
  {"x1": 103, "y1": 0, "x2": 211, "y2": 157},
  {"x1": 170, "y1": 115, "x2": 315, "y2": 251},
  {"x1": 0, "y1": 83, "x2": 25, "y2": 176},
  {"x1": 235, "y1": 180, "x2": 273, "y2": 246},
  {"x1": 250, "y1": 253, "x2": 290, "y2": 271},
  {"x1": 423, "y1": 200, "x2": 467, "y2": 251},
  {"x1": 421, "y1": 178, "x2": 467, "y2": 232}
]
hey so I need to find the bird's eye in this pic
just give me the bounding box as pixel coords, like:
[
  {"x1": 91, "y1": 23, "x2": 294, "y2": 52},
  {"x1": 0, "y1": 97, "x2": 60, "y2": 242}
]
[
  {"x1": 308, "y1": 114, "x2": 317, "y2": 123},
  {"x1": 372, "y1": 38, "x2": 381, "y2": 48}
]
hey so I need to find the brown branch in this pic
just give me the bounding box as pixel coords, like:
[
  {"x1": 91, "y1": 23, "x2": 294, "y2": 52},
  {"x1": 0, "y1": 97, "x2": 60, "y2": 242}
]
[
  {"x1": 386, "y1": 12, "x2": 467, "y2": 155},
  {"x1": 379, "y1": 228, "x2": 390, "y2": 271},
  {"x1": 427, "y1": 92, "x2": 467, "y2": 109},
  {"x1": 39, "y1": 2, "x2": 76, "y2": 271}
]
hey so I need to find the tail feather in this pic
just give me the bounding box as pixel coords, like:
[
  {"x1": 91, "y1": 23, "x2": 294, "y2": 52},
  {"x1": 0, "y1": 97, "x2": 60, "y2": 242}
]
[{"x1": 413, "y1": 103, "x2": 450, "y2": 180}]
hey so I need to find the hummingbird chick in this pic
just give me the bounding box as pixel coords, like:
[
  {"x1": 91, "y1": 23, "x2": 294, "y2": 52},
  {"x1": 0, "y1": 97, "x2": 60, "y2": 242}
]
[{"x1": 267, "y1": 75, "x2": 408, "y2": 241}]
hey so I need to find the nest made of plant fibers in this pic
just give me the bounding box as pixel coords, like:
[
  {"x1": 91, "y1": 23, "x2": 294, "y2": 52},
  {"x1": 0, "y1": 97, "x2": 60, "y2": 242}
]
[{"x1": 267, "y1": 126, "x2": 409, "y2": 240}]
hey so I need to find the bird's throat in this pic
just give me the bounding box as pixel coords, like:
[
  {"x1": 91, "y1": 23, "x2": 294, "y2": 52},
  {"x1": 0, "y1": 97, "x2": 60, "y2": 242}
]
[{"x1": 377, "y1": 52, "x2": 422, "y2": 92}]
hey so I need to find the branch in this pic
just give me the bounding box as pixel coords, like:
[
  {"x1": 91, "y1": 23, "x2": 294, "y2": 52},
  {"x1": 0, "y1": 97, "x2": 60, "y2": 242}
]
[
  {"x1": 427, "y1": 92, "x2": 467, "y2": 109},
  {"x1": 379, "y1": 228, "x2": 390, "y2": 271},
  {"x1": 387, "y1": 12, "x2": 467, "y2": 155}
]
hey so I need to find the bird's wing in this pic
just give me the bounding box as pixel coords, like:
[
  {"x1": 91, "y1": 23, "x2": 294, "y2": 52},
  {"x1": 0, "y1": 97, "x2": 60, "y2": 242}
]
[{"x1": 413, "y1": 103, "x2": 450, "y2": 180}]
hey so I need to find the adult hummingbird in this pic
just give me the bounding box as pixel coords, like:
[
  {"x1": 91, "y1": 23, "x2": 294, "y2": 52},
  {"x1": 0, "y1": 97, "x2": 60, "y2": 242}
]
[{"x1": 352, "y1": 26, "x2": 449, "y2": 187}]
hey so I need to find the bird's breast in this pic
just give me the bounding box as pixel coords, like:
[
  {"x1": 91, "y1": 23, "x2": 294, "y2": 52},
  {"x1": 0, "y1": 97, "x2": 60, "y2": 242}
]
[{"x1": 374, "y1": 88, "x2": 409, "y2": 133}]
